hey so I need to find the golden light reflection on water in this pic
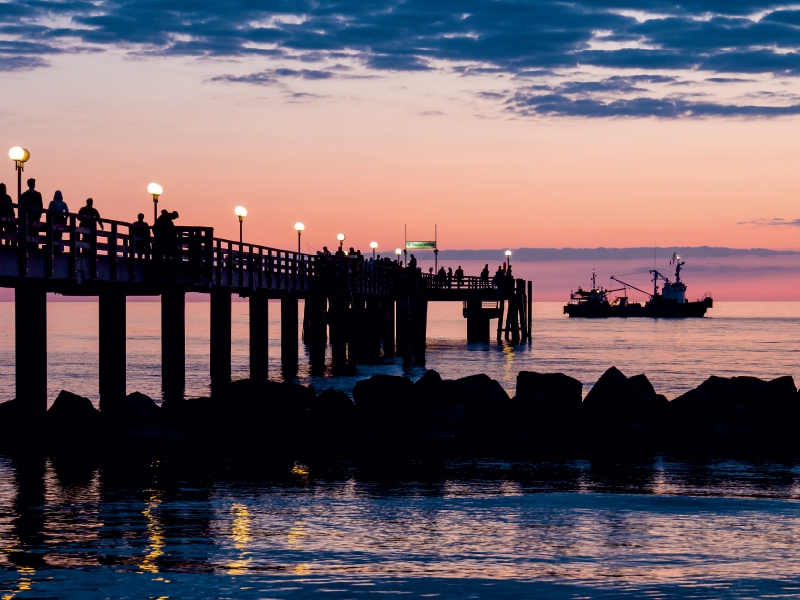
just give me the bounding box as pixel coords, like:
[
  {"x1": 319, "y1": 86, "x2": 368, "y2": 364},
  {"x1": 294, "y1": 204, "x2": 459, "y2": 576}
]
[
  {"x1": 139, "y1": 492, "x2": 164, "y2": 574},
  {"x1": 226, "y1": 503, "x2": 252, "y2": 575},
  {"x1": 1, "y1": 565, "x2": 34, "y2": 600}
]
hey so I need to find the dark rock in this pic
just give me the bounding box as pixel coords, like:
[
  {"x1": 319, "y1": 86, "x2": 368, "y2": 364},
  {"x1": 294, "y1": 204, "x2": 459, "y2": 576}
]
[
  {"x1": 46, "y1": 391, "x2": 101, "y2": 442},
  {"x1": 668, "y1": 375, "x2": 799, "y2": 449},
  {"x1": 515, "y1": 371, "x2": 582, "y2": 413},
  {"x1": 308, "y1": 389, "x2": 356, "y2": 450},
  {"x1": 510, "y1": 372, "x2": 583, "y2": 449},
  {"x1": 414, "y1": 369, "x2": 444, "y2": 409},
  {"x1": 353, "y1": 375, "x2": 416, "y2": 432},
  {"x1": 582, "y1": 366, "x2": 664, "y2": 446},
  {"x1": 126, "y1": 392, "x2": 160, "y2": 422},
  {"x1": 629, "y1": 374, "x2": 668, "y2": 406}
]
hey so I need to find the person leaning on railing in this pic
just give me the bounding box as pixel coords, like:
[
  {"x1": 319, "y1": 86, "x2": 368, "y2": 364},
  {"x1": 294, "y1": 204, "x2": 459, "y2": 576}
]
[{"x1": 0, "y1": 184, "x2": 14, "y2": 246}]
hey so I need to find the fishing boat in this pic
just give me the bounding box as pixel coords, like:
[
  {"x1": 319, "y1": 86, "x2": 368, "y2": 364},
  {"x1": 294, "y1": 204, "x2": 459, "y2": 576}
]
[{"x1": 564, "y1": 255, "x2": 713, "y2": 318}]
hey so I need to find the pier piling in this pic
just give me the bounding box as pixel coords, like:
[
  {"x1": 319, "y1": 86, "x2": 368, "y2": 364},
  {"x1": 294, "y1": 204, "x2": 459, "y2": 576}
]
[
  {"x1": 210, "y1": 289, "x2": 232, "y2": 385},
  {"x1": 281, "y1": 297, "x2": 298, "y2": 375},
  {"x1": 161, "y1": 288, "x2": 185, "y2": 399},
  {"x1": 249, "y1": 294, "x2": 268, "y2": 380},
  {"x1": 99, "y1": 291, "x2": 126, "y2": 409},
  {"x1": 15, "y1": 285, "x2": 47, "y2": 416}
]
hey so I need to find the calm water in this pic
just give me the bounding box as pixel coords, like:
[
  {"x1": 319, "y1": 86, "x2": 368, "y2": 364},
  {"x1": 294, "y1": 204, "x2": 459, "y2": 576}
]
[
  {"x1": 0, "y1": 302, "x2": 799, "y2": 597},
  {"x1": 1, "y1": 457, "x2": 800, "y2": 598},
  {"x1": 0, "y1": 301, "x2": 796, "y2": 405}
]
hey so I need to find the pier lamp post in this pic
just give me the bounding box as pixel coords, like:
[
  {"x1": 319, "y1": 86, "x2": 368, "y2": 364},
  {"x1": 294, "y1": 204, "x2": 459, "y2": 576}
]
[
  {"x1": 395, "y1": 247, "x2": 402, "y2": 263},
  {"x1": 505, "y1": 250, "x2": 512, "y2": 270},
  {"x1": 295, "y1": 222, "x2": 304, "y2": 253},
  {"x1": 9, "y1": 147, "x2": 30, "y2": 202},
  {"x1": 147, "y1": 182, "x2": 163, "y2": 223},
  {"x1": 370, "y1": 241, "x2": 378, "y2": 259},
  {"x1": 234, "y1": 206, "x2": 247, "y2": 243},
  {"x1": 337, "y1": 233, "x2": 345, "y2": 251}
]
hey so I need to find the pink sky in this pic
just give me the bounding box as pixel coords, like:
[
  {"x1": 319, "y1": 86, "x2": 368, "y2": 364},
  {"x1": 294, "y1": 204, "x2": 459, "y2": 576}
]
[{"x1": 2, "y1": 49, "x2": 800, "y2": 269}]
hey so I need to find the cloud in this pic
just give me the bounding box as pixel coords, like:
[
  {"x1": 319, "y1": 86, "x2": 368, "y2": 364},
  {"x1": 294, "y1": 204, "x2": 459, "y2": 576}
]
[
  {"x1": 737, "y1": 218, "x2": 800, "y2": 226},
  {"x1": 6, "y1": 0, "x2": 800, "y2": 117}
]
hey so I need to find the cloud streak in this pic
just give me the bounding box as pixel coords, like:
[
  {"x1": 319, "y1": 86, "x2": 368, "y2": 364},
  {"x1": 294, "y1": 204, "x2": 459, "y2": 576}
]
[
  {"x1": 738, "y1": 218, "x2": 800, "y2": 226},
  {"x1": 5, "y1": 0, "x2": 800, "y2": 117}
]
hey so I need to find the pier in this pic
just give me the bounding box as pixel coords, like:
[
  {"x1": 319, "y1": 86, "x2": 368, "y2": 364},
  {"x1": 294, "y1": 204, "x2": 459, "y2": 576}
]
[{"x1": 0, "y1": 204, "x2": 531, "y2": 415}]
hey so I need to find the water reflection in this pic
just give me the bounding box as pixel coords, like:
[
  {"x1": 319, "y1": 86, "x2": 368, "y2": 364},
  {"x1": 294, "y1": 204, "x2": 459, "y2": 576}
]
[
  {"x1": 0, "y1": 456, "x2": 796, "y2": 597},
  {"x1": 226, "y1": 503, "x2": 252, "y2": 574},
  {"x1": 139, "y1": 491, "x2": 164, "y2": 574}
]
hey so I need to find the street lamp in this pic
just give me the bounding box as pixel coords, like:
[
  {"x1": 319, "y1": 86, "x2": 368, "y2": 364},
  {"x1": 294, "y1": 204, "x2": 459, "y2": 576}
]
[
  {"x1": 147, "y1": 182, "x2": 163, "y2": 223},
  {"x1": 337, "y1": 233, "x2": 345, "y2": 251},
  {"x1": 395, "y1": 247, "x2": 402, "y2": 263},
  {"x1": 370, "y1": 241, "x2": 378, "y2": 259},
  {"x1": 235, "y1": 206, "x2": 247, "y2": 243},
  {"x1": 505, "y1": 249, "x2": 512, "y2": 270},
  {"x1": 9, "y1": 147, "x2": 30, "y2": 202},
  {"x1": 295, "y1": 222, "x2": 304, "y2": 254}
]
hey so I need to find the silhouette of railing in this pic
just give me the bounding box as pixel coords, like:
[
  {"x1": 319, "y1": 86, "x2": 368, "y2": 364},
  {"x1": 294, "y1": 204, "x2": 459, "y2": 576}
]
[
  {"x1": 420, "y1": 272, "x2": 498, "y2": 291},
  {"x1": 0, "y1": 204, "x2": 396, "y2": 294}
]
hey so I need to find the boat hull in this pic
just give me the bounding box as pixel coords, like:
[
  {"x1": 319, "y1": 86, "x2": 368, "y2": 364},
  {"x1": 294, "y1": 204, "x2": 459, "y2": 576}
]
[{"x1": 564, "y1": 297, "x2": 712, "y2": 318}]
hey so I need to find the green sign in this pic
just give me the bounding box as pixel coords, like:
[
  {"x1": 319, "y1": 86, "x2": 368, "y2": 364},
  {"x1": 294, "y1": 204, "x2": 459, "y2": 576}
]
[{"x1": 406, "y1": 241, "x2": 436, "y2": 250}]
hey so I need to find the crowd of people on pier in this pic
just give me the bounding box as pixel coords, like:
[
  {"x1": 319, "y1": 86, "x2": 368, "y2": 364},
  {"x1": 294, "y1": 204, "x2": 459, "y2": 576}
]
[
  {"x1": 0, "y1": 178, "x2": 515, "y2": 288},
  {"x1": 0, "y1": 177, "x2": 185, "y2": 260}
]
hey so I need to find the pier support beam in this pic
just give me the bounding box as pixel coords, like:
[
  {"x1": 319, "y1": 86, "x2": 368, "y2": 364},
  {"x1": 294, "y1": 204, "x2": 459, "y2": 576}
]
[
  {"x1": 99, "y1": 291, "x2": 126, "y2": 410},
  {"x1": 329, "y1": 295, "x2": 348, "y2": 368},
  {"x1": 304, "y1": 295, "x2": 327, "y2": 368},
  {"x1": 281, "y1": 297, "x2": 298, "y2": 375},
  {"x1": 161, "y1": 288, "x2": 185, "y2": 399},
  {"x1": 210, "y1": 289, "x2": 232, "y2": 385},
  {"x1": 249, "y1": 294, "x2": 268, "y2": 380},
  {"x1": 381, "y1": 298, "x2": 395, "y2": 358},
  {"x1": 15, "y1": 285, "x2": 47, "y2": 417}
]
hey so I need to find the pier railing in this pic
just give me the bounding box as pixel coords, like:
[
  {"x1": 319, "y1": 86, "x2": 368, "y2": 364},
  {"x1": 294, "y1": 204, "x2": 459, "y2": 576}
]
[{"x1": 0, "y1": 204, "x2": 395, "y2": 294}]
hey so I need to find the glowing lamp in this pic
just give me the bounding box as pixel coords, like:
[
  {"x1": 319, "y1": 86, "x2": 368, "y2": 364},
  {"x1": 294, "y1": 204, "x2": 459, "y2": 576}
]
[
  {"x1": 147, "y1": 182, "x2": 163, "y2": 198},
  {"x1": 336, "y1": 233, "x2": 345, "y2": 242},
  {"x1": 370, "y1": 242, "x2": 378, "y2": 249},
  {"x1": 9, "y1": 147, "x2": 29, "y2": 163},
  {"x1": 295, "y1": 222, "x2": 305, "y2": 232},
  {"x1": 234, "y1": 205, "x2": 248, "y2": 220}
]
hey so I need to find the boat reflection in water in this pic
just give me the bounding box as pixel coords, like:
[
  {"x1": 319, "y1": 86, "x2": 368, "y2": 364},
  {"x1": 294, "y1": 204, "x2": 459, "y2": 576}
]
[{"x1": 565, "y1": 254, "x2": 713, "y2": 318}]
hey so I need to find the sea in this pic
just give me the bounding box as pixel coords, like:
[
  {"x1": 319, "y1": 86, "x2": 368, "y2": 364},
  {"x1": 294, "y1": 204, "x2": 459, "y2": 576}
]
[{"x1": 0, "y1": 301, "x2": 799, "y2": 598}]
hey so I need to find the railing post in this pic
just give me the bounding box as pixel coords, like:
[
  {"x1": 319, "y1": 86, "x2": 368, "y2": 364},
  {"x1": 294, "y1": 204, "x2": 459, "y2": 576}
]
[
  {"x1": 215, "y1": 238, "x2": 222, "y2": 285},
  {"x1": 68, "y1": 215, "x2": 76, "y2": 279},
  {"x1": 127, "y1": 224, "x2": 135, "y2": 281},
  {"x1": 267, "y1": 250, "x2": 273, "y2": 288},
  {"x1": 226, "y1": 241, "x2": 233, "y2": 286},
  {"x1": 257, "y1": 248, "x2": 264, "y2": 289},
  {"x1": 89, "y1": 222, "x2": 98, "y2": 280},
  {"x1": 44, "y1": 211, "x2": 53, "y2": 277},
  {"x1": 109, "y1": 222, "x2": 118, "y2": 281},
  {"x1": 16, "y1": 206, "x2": 27, "y2": 276},
  {"x1": 238, "y1": 241, "x2": 244, "y2": 287}
]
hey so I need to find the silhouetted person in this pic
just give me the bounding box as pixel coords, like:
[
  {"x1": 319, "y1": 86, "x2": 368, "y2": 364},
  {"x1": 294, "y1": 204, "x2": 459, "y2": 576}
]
[
  {"x1": 48, "y1": 190, "x2": 69, "y2": 253},
  {"x1": 492, "y1": 266, "x2": 503, "y2": 287},
  {"x1": 0, "y1": 183, "x2": 14, "y2": 245},
  {"x1": 408, "y1": 254, "x2": 417, "y2": 271},
  {"x1": 447, "y1": 266, "x2": 453, "y2": 288},
  {"x1": 78, "y1": 198, "x2": 103, "y2": 251},
  {"x1": 154, "y1": 209, "x2": 177, "y2": 262},
  {"x1": 480, "y1": 264, "x2": 489, "y2": 284},
  {"x1": 19, "y1": 178, "x2": 43, "y2": 248},
  {"x1": 132, "y1": 213, "x2": 151, "y2": 259},
  {"x1": 322, "y1": 246, "x2": 331, "y2": 256},
  {"x1": 437, "y1": 266, "x2": 447, "y2": 288}
]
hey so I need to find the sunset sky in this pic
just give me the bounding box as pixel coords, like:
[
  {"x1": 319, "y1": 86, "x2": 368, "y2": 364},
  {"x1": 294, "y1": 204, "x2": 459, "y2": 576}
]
[{"x1": 2, "y1": 0, "x2": 800, "y2": 254}]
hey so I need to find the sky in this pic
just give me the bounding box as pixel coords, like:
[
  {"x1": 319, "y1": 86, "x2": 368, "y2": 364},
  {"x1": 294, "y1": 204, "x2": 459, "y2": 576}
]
[{"x1": 1, "y1": 0, "x2": 800, "y2": 257}]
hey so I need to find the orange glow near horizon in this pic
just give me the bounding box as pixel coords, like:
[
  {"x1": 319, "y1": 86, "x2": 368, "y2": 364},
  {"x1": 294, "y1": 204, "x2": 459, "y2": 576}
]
[{"x1": 1, "y1": 55, "x2": 799, "y2": 256}]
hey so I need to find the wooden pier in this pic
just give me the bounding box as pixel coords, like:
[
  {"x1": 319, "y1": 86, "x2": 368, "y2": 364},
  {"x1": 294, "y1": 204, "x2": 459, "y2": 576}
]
[{"x1": 0, "y1": 205, "x2": 531, "y2": 415}]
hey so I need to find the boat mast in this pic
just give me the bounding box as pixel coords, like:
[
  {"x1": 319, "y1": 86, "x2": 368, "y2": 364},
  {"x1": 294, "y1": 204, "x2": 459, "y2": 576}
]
[{"x1": 592, "y1": 269, "x2": 597, "y2": 290}]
